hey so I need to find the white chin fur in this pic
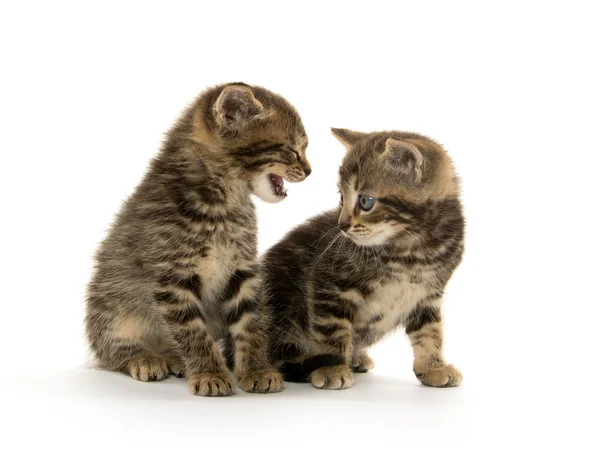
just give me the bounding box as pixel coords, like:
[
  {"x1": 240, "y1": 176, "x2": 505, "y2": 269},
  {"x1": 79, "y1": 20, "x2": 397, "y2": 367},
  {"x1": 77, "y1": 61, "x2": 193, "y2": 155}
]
[
  {"x1": 347, "y1": 227, "x2": 395, "y2": 246},
  {"x1": 251, "y1": 174, "x2": 286, "y2": 204}
]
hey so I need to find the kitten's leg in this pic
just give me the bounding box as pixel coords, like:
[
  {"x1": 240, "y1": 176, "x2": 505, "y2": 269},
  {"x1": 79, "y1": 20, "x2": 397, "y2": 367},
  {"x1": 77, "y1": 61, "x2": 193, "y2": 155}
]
[
  {"x1": 221, "y1": 333, "x2": 235, "y2": 372},
  {"x1": 350, "y1": 348, "x2": 375, "y2": 373},
  {"x1": 405, "y1": 304, "x2": 462, "y2": 387},
  {"x1": 166, "y1": 315, "x2": 235, "y2": 396},
  {"x1": 86, "y1": 308, "x2": 171, "y2": 382},
  {"x1": 127, "y1": 353, "x2": 170, "y2": 382},
  {"x1": 156, "y1": 290, "x2": 234, "y2": 396},
  {"x1": 221, "y1": 267, "x2": 282, "y2": 393},
  {"x1": 163, "y1": 349, "x2": 185, "y2": 378},
  {"x1": 309, "y1": 314, "x2": 355, "y2": 389}
]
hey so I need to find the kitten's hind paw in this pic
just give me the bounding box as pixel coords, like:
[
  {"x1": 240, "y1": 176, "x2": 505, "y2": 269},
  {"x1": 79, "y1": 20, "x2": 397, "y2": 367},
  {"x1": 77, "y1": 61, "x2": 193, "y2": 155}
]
[
  {"x1": 415, "y1": 364, "x2": 462, "y2": 387},
  {"x1": 188, "y1": 373, "x2": 235, "y2": 396},
  {"x1": 238, "y1": 370, "x2": 283, "y2": 393},
  {"x1": 311, "y1": 365, "x2": 354, "y2": 389},
  {"x1": 127, "y1": 355, "x2": 169, "y2": 382}
]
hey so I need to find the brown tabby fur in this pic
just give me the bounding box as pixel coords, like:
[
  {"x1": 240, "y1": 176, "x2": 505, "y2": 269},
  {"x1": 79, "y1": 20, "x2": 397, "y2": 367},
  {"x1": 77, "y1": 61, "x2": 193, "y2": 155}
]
[
  {"x1": 263, "y1": 128, "x2": 464, "y2": 389},
  {"x1": 86, "y1": 83, "x2": 310, "y2": 396}
]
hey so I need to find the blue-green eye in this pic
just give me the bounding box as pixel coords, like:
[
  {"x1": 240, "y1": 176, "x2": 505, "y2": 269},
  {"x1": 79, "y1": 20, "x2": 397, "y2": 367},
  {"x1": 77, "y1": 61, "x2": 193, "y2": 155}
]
[{"x1": 359, "y1": 194, "x2": 375, "y2": 211}]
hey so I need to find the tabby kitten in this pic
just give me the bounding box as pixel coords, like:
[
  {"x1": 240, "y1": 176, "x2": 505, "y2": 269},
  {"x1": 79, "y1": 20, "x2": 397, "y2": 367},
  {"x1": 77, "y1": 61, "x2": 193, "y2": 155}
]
[
  {"x1": 86, "y1": 83, "x2": 310, "y2": 396},
  {"x1": 264, "y1": 128, "x2": 464, "y2": 389}
]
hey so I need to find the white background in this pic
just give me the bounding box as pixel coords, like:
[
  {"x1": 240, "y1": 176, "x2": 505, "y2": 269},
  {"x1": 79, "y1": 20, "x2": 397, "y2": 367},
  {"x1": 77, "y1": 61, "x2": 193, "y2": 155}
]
[{"x1": 1, "y1": 1, "x2": 598, "y2": 470}]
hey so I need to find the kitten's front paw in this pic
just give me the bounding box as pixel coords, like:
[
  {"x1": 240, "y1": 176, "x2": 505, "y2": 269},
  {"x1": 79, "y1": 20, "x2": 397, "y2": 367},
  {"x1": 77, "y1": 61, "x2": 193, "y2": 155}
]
[
  {"x1": 127, "y1": 355, "x2": 169, "y2": 382},
  {"x1": 188, "y1": 372, "x2": 235, "y2": 396},
  {"x1": 311, "y1": 365, "x2": 354, "y2": 389},
  {"x1": 415, "y1": 364, "x2": 462, "y2": 387},
  {"x1": 352, "y1": 352, "x2": 375, "y2": 373},
  {"x1": 238, "y1": 370, "x2": 283, "y2": 393}
]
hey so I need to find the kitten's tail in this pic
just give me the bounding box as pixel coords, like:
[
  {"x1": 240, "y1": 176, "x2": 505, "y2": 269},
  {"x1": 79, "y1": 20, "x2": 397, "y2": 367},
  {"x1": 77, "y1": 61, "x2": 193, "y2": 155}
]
[{"x1": 280, "y1": 354, "x2": 345, "y2": 382}]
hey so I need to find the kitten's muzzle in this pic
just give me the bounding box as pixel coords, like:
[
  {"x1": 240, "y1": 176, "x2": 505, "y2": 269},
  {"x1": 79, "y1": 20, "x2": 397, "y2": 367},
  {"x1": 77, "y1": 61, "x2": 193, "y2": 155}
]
[
  {"x1": 338, "y1": 215, "x2": 351, "y2": 232},
  {"x1": 284, "y1": 166, "x2": 311, "y2": 183}
]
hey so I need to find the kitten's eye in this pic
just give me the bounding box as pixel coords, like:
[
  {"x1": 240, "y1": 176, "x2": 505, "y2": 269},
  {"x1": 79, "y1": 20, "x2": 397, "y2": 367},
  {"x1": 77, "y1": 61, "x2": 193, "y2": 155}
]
[
  {"x1": 287, "y1": 147, "x2": 301, "y2": 160},
  {"x1": 359, "y1": 194, "x2": 375, "y2": 211}
]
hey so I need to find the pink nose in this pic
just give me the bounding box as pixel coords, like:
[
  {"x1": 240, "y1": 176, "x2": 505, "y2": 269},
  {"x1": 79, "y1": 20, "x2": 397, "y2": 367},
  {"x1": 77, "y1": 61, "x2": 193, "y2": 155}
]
[{"x1": 338, "y1": 218, "x2": 351, "y2": 232}]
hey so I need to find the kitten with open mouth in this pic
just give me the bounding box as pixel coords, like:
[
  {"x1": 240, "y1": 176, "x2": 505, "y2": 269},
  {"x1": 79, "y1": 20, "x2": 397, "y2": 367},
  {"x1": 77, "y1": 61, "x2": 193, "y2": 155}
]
[{"x1": 86, "y1": 82, "x2": 311, "y2": 397}]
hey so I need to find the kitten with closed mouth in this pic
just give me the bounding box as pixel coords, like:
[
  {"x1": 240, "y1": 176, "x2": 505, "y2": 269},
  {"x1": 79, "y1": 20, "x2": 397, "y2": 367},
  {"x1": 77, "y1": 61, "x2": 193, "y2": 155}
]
[{"x1": 263, "y1": 128, "x2": 464, "y2": 390}]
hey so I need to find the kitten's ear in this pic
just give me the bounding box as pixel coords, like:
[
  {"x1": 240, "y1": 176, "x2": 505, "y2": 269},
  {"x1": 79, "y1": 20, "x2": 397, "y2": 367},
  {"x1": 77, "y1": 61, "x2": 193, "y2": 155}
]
[
  {"x1": 214, "y1": 85, "x2": 264, "y2": 128},
  {"x1": 330, "y1": 128, "x2": 368, "y2": 149},
  {"x1": 383, "y1": 138, "x2": 424, "y2": 184}
]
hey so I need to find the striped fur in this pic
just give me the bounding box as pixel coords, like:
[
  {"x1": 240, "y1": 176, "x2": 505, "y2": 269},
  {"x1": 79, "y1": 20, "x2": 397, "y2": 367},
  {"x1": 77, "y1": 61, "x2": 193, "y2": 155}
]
[
  {"x1": 264, "y1": 129, "x2": 464, "y2": 389},
  {"x1": 86, "y1": 83, "x2": 310, "y2": 396}
]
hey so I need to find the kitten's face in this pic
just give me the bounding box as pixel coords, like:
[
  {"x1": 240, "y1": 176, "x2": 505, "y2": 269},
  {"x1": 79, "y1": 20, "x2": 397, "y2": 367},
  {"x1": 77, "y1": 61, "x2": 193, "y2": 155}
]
[
  {"x1": 337, "y1": 174, "x2": 408, "y2": 246},
  {"x1": 246, "y1": 135, "x2": 310, "y2": 204},
  {"x1": 334, "y1": 129, "x2": 458, "y2": 247},
  {"x1": 208, "y1": 84, "x2": 311, "y2": 203}
]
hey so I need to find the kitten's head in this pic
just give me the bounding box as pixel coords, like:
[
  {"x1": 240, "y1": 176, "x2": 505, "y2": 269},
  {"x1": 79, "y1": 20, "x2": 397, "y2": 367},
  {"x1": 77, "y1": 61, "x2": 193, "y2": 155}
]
[
  {"x1": 195, "y1": 83, "x2": 310, "y2": 203},
  {"x1": 333, "y1": 128, "x2": 459, "y2": 246}
]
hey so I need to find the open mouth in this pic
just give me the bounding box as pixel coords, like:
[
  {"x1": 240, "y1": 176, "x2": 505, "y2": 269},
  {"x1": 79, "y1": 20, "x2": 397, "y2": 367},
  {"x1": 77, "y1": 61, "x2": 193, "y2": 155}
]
[
  {"x1": 251, "y1": 172, "x2": 291, "y2": 203},
  {"x1": 269, "y1": 174, "x2": 287, "y2": 197}
]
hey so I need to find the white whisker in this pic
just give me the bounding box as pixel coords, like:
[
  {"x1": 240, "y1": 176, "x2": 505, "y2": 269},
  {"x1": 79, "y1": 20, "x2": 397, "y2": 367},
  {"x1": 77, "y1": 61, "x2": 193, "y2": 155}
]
[{"x1": 313, "y1": 232, "x2": 343, "y2": 270}]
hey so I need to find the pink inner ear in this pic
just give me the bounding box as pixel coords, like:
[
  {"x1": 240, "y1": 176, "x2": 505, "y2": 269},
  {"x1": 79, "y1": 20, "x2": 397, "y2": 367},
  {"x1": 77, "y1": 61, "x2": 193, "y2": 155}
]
[
  {"x1": 384, "y1": 139, "x2": 424, "y2": 184},
  {"x1": 222, "y1": 99, "x2": 242, "y2": 123},
  {"x1": 217, "y1": 87, "x2": 262, "y2": 125},
  {"x1": 387, "y1": 145, "x2": 414, "y2": 168}
]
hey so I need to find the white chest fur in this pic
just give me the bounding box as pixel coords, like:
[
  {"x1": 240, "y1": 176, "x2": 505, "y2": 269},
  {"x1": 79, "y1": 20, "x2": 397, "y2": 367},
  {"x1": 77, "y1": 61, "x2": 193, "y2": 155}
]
[
  {"x1": 190, "y1": 241, "x2": 237, "y2": 340},
  {"x1": 195, "y1": 241, "x2": 237, "y2": 307},
  {"x1": 350, "y1": 275, "x2": 430, "y2": 333}
]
